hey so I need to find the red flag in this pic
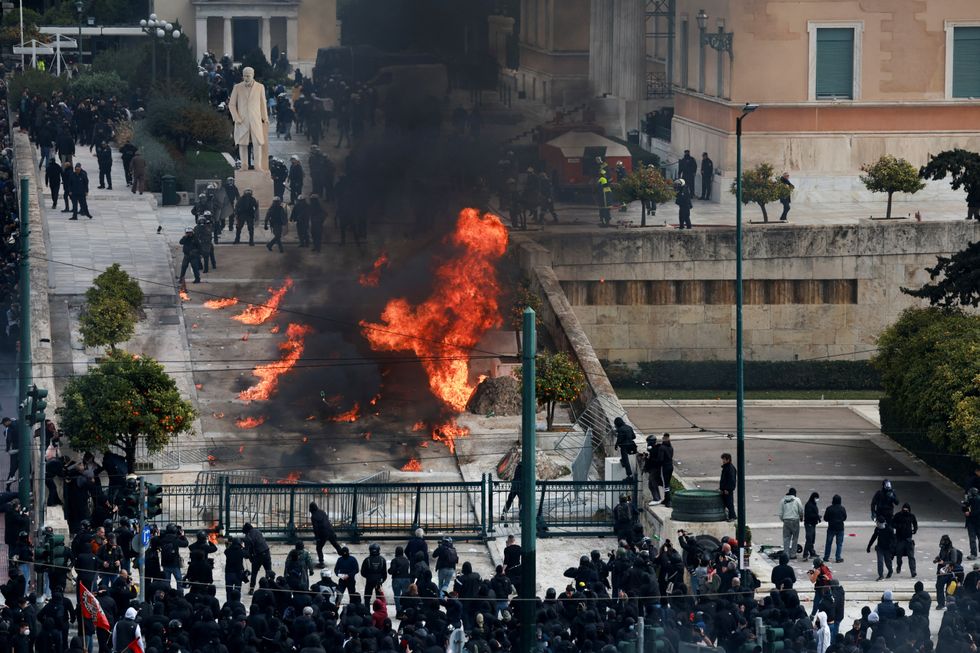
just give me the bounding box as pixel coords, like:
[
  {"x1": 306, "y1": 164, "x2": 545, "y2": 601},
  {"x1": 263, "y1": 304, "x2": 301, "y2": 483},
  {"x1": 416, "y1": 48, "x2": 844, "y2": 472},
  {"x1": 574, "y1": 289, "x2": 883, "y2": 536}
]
[
  {"x1": 78, "y1": 581, "x2": 111, "y2": 632},
  {"x1": 125, "y1": 638, "x2": 145, "y2": 653}
]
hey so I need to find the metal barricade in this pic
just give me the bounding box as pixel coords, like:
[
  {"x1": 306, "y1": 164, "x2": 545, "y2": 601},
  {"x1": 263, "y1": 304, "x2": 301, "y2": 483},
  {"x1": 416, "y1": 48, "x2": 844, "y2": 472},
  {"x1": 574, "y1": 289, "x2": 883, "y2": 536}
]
[{"x1": 488, "y1": 478, "x2": 638, "y2": 537}]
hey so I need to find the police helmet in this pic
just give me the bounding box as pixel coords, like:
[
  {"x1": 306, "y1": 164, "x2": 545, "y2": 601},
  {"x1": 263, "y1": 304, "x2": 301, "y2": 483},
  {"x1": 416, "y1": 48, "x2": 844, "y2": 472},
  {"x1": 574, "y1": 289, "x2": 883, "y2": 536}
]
[
  {"x1": 197, "y1": 530, "x2": 207, "y2": 540},
  {"x1": 226, "y1": 177, "x2": 234, "y2": 183},
  {"x1": 198, "y1": 193, "x2": 206, "y2": 200},
  {"x1": 369, "y1": 543, "x2": 381, "y2": 555},
  {"x1": 203, "y1": 210, "x2": 212, "y2": 217},
  {"x1": 273, "y1": 196, "x2": 282, "y2": 203},
  {"x1": 244, "y1": 189, "x2": 253, "y2": 195},
  {"x1": 167, "y1": 619, "x2": 182, "y2": 633}
]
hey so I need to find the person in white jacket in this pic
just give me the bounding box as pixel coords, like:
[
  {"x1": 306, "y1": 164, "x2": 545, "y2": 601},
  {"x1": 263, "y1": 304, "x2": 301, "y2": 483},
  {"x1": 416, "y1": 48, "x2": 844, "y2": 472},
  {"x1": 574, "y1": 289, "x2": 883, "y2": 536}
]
[
  {"x1": 779, "y1": 487, "x2": 805, "y2": 559},
  {"x1": 813, "y1": 608, "x2": 832, "y2": 653}
]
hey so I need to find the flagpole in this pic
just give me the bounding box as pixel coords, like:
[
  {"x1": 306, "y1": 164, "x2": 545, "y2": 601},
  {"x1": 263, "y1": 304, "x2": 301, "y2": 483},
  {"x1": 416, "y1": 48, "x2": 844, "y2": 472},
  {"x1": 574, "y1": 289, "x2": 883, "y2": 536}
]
[{"x1": 77, "y1": 579, "x2": 88, "y2": 653}]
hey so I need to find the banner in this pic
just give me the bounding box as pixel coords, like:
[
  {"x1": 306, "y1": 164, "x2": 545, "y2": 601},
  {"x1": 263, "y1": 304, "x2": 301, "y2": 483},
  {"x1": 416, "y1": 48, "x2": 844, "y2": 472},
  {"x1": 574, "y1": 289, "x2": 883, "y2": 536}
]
[{"x1": 78, "y1": 581, "x2": 111, "y2": 632}]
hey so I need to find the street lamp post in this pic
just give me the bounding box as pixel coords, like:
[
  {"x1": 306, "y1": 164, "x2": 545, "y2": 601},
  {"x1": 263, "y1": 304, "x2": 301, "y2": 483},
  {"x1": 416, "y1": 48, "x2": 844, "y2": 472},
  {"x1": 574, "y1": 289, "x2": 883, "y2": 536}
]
[
  {"x1": 735, "y1": 102, "x2": 758, "y2": 586},
  {"x1": 139, "y1": 14, "x2": 179, "y2": 86},
  {"x1": 75, "y1": 0, "x2": 83, "y2": 69}
]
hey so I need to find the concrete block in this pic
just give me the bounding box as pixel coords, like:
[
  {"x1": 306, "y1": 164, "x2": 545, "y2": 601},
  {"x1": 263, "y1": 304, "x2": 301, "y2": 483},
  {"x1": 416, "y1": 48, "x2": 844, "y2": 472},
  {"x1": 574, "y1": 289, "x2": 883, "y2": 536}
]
[
  {"x1": 627, "y1": 324, "x2": 664, "y2": 348},
  {"x1": 663, "y1": 260, "x2": 696, "y2": 280},
  {"x1": 745, "y1": 329, "x2": 773, "y2": 345},
  {"x1": 772, "y1": 329, "x2": 815, "y2": 346},
  {"x1": 618, "y1": 305, "x2": 654, "y2": 325},
  {"x1": 812, "y1": 257, "x2": 844, "y2": 279},
  {"x1": 588, "y1": 324, "x2": 630, "y2": 350},
  {"x1": 605, "y1": 348, "x2": 647, "y2": 364},
  {"x1": 696, "y1": 323, "x2": 734, "y2": 348},
  {"x1": 595, "y1": 305, "x2": 619, "y2": 325},
  {"x1": 743, "y1": 306, "x2": 772, "y2": 330},
  {"x1": 703, "y1": 306, "x2": 733, "y2": 325},
  {"x1": 674, "y1": 305, "x2": 705, "y2": 324}
]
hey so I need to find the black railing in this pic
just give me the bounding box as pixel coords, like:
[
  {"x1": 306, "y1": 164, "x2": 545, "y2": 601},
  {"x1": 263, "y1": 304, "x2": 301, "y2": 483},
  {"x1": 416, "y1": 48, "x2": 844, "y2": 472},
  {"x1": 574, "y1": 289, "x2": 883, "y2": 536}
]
[{"x1": 155, "y1": 477, "x2": 639, "y2": 541}]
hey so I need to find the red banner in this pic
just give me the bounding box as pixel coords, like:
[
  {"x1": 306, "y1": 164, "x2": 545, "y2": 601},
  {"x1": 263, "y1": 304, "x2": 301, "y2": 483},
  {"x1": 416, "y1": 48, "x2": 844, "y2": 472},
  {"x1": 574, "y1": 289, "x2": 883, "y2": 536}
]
[{"x1": 78, "y1": 581, "x2": 111, "y2": 632}]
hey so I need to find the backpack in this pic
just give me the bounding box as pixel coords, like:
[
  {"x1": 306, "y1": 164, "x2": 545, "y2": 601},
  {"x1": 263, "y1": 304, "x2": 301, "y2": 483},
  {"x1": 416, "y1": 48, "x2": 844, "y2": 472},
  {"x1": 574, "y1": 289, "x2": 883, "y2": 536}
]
[
  {"x1": 367, "y1": 556, "x2": 384, "y2": 576},
  {"x1": 285, "y1": 552, "x2": 304, "y2": 579},
  {"x1": 955, "y1": 548, "x2": 964, "y2": 565}
]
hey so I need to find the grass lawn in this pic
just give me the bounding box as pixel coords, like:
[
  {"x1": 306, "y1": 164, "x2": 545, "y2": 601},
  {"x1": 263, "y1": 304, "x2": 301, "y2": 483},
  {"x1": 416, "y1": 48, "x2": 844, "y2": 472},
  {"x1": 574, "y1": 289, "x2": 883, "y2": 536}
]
[
  {"x1": 175, "y1": 150, "x2": 233, "y2": 192},
  {"x1": 614, "y1": 388, "x2": 885, "y2": 401}
]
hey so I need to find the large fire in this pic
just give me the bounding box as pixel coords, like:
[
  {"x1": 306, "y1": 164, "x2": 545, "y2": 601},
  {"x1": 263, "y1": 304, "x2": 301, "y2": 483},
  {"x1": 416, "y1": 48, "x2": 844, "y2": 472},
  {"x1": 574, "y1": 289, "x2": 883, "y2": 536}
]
[
  {"x1": 239, "y1": 323, "x2": 313, "y2": 401},
  {"x1": 277, "y1": 471, "x2": 302, "y2": 484},
  {"x1": 358, "y1": 251, "x2": 390, "y2": 287},
  {"x1": 233, "y1": 277, "x2": 294, "y2": 325},
  {"x1": 207, "y1": 520, "x2": 219, "y2": 544},
  {"x1": 430, "y1": 419, "x2": 470, "y2": 454},
  {"x1": 204, "y1": 297, "x2": 239, "y2": 309},
  {"x1": 360, "y1": 209, "x2": 508, "y2": 416},
  {"x1": 235, "y1": 416, "x2": 266, "y2": 429}
]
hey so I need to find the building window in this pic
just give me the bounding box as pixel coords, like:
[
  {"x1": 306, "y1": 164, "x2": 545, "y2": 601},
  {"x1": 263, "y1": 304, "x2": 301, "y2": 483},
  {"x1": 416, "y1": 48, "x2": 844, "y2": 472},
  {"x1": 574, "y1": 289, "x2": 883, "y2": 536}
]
[
  {"x1": 950, "y1": 25, "x2": 980, "y2": 98},
  {"x1": 808, "y1": 21, "x2": 862, "y2": 101}
]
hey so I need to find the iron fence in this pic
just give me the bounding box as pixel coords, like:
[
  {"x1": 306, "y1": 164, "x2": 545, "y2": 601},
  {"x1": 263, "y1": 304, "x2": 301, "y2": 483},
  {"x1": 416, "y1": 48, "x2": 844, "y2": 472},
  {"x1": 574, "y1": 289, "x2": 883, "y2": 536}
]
[{"x1": 156, "y1": 477, "x2": 638, "y2": 541}]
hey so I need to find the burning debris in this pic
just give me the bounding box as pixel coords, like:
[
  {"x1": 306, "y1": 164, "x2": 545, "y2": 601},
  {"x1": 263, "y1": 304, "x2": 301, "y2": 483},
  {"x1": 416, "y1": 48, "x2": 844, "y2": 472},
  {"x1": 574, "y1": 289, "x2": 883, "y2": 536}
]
[
  {"x1": 277, "y1": 472, "x2": 302, "y2": 484},
  {"x1": 430, "y1": 419, "x2": 470, "y2": 453},
  {"x1": 239, "y1": 323, "x2": 314, "y2": 402},
  {"x1": 270, "y1": 325, "x2": 281, "y2": 334},
  {"x1": 207, "y1": 521, "x2": 220, "y2": 544},
  {"x1": 358, "y1": 251, "x2": 390, "y2": 287},
  {"x1": 204, "y1": 297, "x2": 239, "y2": 309},
  {"x1": 233, "y1": 277, "x2": 294, "y2": 325},
  {"x1": 360, "y1": 209, "x2": 509, "y2": 414},
  {"x1": 326, "y1": 402, "x2": 361, "y2": 423},
  {"x1": 179, "y1": 289, "x2": 191, "y2": 302},
  {"x1": 401, "y1": 458, "x2": 423, "y2": 472},
  {"x1": 235, "y1": 416, "x2": 266, "y2": 429}
]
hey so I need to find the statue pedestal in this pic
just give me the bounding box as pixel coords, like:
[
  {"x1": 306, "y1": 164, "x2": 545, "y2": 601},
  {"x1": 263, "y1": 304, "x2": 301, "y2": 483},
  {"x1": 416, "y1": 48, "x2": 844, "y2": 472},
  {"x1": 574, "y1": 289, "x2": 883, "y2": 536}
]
[{"x1": 235, "y1": 169, "x2": 273, "y2": 213}]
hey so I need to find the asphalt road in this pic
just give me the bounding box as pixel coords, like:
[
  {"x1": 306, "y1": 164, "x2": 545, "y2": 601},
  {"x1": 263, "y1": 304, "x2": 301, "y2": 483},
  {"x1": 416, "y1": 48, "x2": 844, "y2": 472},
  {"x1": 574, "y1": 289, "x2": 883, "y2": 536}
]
[{"x1": 625, "y1": 403, "x2": 969, "y2": 587}]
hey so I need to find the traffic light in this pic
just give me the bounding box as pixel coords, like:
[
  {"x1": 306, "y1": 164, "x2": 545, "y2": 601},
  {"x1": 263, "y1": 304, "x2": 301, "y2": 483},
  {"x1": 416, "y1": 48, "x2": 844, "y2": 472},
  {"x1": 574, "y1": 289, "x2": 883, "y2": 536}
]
[
  {"x1": 121, "y1": 489, "x2": 140, "y2": 519},
  {"x1": 144, "y1": 481, "x2": 163, "y2": 519},
  {"x1": 26, "y1": 385, "x2": 48, "y2": 425}
]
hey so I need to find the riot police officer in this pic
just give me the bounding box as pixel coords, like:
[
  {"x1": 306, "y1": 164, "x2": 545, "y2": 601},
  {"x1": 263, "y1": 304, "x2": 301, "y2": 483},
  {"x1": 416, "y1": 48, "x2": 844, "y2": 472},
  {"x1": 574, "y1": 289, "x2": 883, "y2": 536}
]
[{"x1": 234, "y1": 189, "x2": 259, "y2": 246}]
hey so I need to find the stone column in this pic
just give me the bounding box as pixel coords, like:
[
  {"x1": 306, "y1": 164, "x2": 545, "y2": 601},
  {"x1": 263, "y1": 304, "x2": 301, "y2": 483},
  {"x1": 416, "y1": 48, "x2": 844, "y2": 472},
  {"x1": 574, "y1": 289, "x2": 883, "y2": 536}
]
[
  {"x1": 612, "y1": 0, "x2": 645, "y2": 101},
  {"x1": 195, "y1": 17, "x2": 208, "y2": 61},
  {"x1": 261, "y1": 16, "x2": 272, "y2": 58},
  {"x1": 588, "y1": 0, "x2": 614, "y2": 96},
  {"x1": 286, "y1": 16, "x2": 298, "y2": 61},
  {"x1": 223, "y1": 17, "x2": 233, "y2": 58}
]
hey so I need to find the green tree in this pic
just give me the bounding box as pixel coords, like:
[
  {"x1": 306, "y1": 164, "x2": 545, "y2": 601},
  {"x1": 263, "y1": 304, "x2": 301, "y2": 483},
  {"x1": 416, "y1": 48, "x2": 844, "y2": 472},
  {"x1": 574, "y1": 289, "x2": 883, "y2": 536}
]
[
  {"x1": 613, "y1": 166, "x2": 676, "y2": 227},
  {"x1": 873, "y1": 307, "x2": 980, "y2": 461},
  {"x1": 79, "y1": 296, "x2": 135, "y2": 350},
  {"x1": 58, "y1": 350, "x2": 197, "y2": 472},
  {"x1": 86, "y1": 263, "x2": 144, "y2": 313},
  {"x1": 514, "y1": 350, "x2": 586, "y2": 430},
  {"x1": 902, "y1": 241, "x2": 980, "y2": 307},
  {"x1": 729, "y1": 162, "x2": 790, "y2": 222},
  {"x1": 919, "y1": 148, "x2": 980, "y2": 200},
  {"x1": 860, "y1": 155, "x2": 925, "y2": 219}
]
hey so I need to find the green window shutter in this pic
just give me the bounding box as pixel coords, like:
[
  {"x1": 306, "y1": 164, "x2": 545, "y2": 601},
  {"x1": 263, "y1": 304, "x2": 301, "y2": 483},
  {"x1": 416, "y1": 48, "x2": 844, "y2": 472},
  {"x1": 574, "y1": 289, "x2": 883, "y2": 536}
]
[
  {"x1": 816, "y1": 28, "x2": 854, "y2": 99},
  {"x1": 953, "y1": 26, "x2": 980, "y2": 98}
]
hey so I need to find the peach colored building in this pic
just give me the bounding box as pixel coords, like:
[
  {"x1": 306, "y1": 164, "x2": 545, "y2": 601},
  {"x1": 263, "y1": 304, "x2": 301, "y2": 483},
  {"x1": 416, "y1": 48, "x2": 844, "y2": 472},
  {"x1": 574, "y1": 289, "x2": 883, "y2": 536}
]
[
  {"x1": 154, "y1": 0, "x2": 338, "y2": 73},
  {"x1": 666, "y1": 0, "x2": 980, "y2": 202}
]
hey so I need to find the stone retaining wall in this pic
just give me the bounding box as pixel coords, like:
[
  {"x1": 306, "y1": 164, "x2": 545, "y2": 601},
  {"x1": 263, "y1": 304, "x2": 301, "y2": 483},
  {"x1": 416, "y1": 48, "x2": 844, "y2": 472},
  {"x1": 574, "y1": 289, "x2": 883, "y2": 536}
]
[{"x1": 527, "y1": 220, "x2": 979, "y2": 363}]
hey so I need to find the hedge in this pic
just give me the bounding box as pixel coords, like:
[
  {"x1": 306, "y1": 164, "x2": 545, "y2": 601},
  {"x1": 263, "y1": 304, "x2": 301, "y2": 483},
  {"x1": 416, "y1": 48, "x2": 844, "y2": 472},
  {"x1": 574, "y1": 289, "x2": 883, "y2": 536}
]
[
  {"x1": 604, "y1": 359, "x2": 882, "y2": 391},
  {"x1": 879, "y1": 395, "x2": 975, "y2": 488},
  {"x1": 129, "y1": 125, "x2": 176, "y2": 193}
]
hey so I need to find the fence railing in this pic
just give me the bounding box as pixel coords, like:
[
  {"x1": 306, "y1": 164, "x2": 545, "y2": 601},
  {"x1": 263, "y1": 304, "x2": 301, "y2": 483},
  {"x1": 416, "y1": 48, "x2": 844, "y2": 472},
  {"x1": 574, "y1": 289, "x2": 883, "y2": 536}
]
[{"x1": 154, "y1": 477, "x2": 640, "y2": 542}]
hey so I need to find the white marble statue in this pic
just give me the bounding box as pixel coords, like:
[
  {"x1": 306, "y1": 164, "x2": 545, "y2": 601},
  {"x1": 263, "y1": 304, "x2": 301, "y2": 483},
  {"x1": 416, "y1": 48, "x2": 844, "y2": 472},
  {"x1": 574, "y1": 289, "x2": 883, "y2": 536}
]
[{"x1": 228, "y1": 66, "x2": 269, "y2": 172}]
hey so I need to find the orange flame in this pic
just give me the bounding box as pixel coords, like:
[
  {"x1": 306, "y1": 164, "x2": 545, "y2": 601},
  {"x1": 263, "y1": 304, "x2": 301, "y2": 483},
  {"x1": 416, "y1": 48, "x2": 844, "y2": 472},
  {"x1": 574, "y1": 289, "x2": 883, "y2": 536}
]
[
  {"x1": 277, "y1": 471, "x2": 302, "y2": 484},
  {"x1": 306, "y1": 415, "x2": 317, "y2": 421},
  {"x1": 431, "y1": 418, "x2": 470, "y2": 453},
  {"x1": 369, "y1": 394, "x2": 381, "y2": 407},
  {"x1": 232, "y1": 278, "x2": 294, "y2": 325},
  {"x1": 327, "y1": 403, "x2": 360, "y2": 423},
  {"x1": 358, "y1": 251, "x2": 390, "y2": 287},
  {"x1": 207, "y1": 454, "x2": 216, "y2": 465},
  {"x1": 212, "y1": 412, "x2": 225, "y2": 419},
  {"x1": 207, "y1": 521, "x2": 219, "y2": 544},
  {"x1": 204, "y1": 297, "x2": 239, "y2": 309},
  {"x1": 360, "y1": 209, "x2": 508, "y2": 412},
  {"x1": 412, "y1": 421, "x2": 426, "y2": 432},
  {"x1": 179, "y1": 289, "x2": 190, "y2": 301},
  {"x1": 241, "y1": 333, "x2": 249, "y2": 342},
  {"x1": 401, "y1": 458, "x2": 423, "y2": 472},
  {"x1": 238, "y1": 323, "x2": 314, "y2": 401},
  {"x1": 235, "y1": 416, "x2": 266, "y2": 429},
  {"x1": 270, "y1": 325, "x2": 281, "y2": 334}
]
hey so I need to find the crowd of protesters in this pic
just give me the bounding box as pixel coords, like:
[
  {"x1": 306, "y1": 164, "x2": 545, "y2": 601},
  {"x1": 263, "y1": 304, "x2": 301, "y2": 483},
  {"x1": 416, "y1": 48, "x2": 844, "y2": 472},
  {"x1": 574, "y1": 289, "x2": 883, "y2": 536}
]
[
  {"x1": 0, "y1": 72, "x2": 24, "y2": 353},
  {"x1": 0, "y1": 439, "x2": 975, "y2": 652}
]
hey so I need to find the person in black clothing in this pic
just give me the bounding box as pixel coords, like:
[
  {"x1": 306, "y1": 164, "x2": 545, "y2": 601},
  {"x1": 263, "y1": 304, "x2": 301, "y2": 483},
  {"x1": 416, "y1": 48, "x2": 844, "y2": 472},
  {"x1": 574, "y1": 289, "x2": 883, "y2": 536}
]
[
  {"x1": 264, "y1": 197, "x2": 287, "y2": 253},
  {"x1": 867, "y1": 518, "x2": 895, "y2": 581},
  {"x1": 643, "y1": 435, "x2": 662, "y2": 505},
  {"x1": 823, "y1": 494, "x2": 847, "y2": 562},
  {"x1": 223, "y1": 537, "x2": 246, "y2": 602},
  {"x1": 871, "y1": 479, "x2": 899, "y2": 524},
  {"x1": 44, "y1": 159, "x2": 62, "y2": 209},
  {"x1": 699, "y1": 153, "x2": 714, "y2": 200},
  {"x1": 388, "y1": 546, "x2": 411, "y2": 617},
  {"x1": 502, "y1": 460, "x2": 523, "y2": 515},
  {"x1": 503, "y1": 534, "x2": 522, "y2": 587},
  {"x1": 60, "y1": 160, "x2": 75, "y2": 214},
  {"x1": 659, "y1": 433, "x2": 674, "y2": 507},
  {"x1": 360, "y1": 542, "x2": 387, "y2": 603},
  {"x1": 719, "y1": 453, "x2": 737, "y2": 521},
  {"x1": 70, "y1": 163, "x2": 91, "y2": 219},
  {"x1": 95, "y1": 142, "x2": 112, "y2": 189},
  {"x1": 676, "y1": 182, "x2": 693, "y2": 229},
  {"x1": 678, "y1": 150, "x2": 697, "y2": 197},
  {"x1": 613, "y1": 417, "x2": 637, "y2": 479},
  {"x1": 308, "y1": 194, "x2": 326, "y2": 252},
  {"x1": 612, "y1": 494, "x2": 638, "y2": 543},
  {"x1": 242, "y1": 522, "x2": 272, "y2": 594},
  {"x1": 288, "y1": 156, "x2": 304, "y2": 205},
  {"x1": 291, "y1": 195, "x2": 311, "y2": 247},
  {"x1": 778, "y1": 172, "x2": 794, "y2": 221},
  {"x1": 119, "y1": 141, "x2": 137, "y2": 186},
  {"x1": 234, "y1": 189, "x2": 259, "y2": 245},
  {"x1": 803, "y1": 492, "x2": 821, "y2": 560},
  {"x1": 178, "y1": 227, "x2": 202, "y2": 284},
  {"x1": 771, "y1": 552, "x2": 796, "y2": 591},
  {"x1": 964, "y1": 487, "x2": 980, "y2": 559},
  {"x1": 309, "y1": 501, "x2": 342, "y2": 565},
  {"x1": 892, "y1": 502, "x2": 918, "y2": 577}
]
